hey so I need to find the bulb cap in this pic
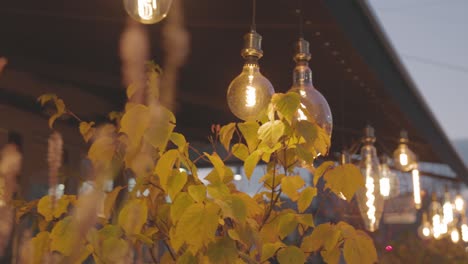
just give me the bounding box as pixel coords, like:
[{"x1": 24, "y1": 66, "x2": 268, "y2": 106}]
[
  {"x1": 294, "y1": 38, "x2": 312, "y2": 63},
  {"x1": 363, "y1": 125, "x2": 376, "y2": 144},
  {"x1": 241, "y1": 30, "x2": 263, "y2": 59}
]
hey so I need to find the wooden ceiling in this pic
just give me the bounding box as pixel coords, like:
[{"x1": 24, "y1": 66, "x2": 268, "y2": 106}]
[{"x1": 0, "y1": 0, "x2": 441, "y2": 162}]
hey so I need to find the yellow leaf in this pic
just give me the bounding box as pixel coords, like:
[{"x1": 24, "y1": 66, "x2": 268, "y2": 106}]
[
  {"x1": 120, "y1": 104, "x2": 150, "y2": 148},
  {"x1": 272, "y1": 92, "x2": 301, "y2": 124},
  {"x1": 174, "y1": 203, "x2": 220, "y2": 253},
  {"x1": 219, "y1": 123, "x2": 236, "y2": 151},
  {"x1": 37, "y1": 195, "x2": 71, "y2": 222},
  {"x1": 88, "y1": 136, "x2": 116, "y2": 168},
  {"x1": 170, "y1": 192, "x2": 194, "y2": 223},
  {"x1": 232, "y1": 143, "x2": 249, "y2": 161},
  {"x1": 238, "y1": 121, "x2": 260, "y2": 153},
  {"x1": 277, "y1": 246, "x2": 305, "y2": 264},
  {"x1": 296, "y1": 144, "x2": 315, "y2": 165},
  {"x1": 296, "y1": 120, "x2": 330, "y2": 156},
  {"x1": 37, "y1": 94, "x2": 57, "y2": 106},
  {"x1": 261, "y1": 242, "x2": 285, "y2": 262},
  {"x1": 324, "y1": 164, "x2": 364, "y2": 201},
  {"x1": 170, "y1": 132, "x2": 186, "y2": 150},
  {"x1": 296, "y1": 214, "x2": 314, "y2": 228},
  {"x1": 343, "y1": 230, "x2": 377, "y2": 264},
  {"x1": 206, "y1": 237, "x2": 238, "y2": 264},
  {"x1": 29, "y1": 231, "x2": 50, "y2": 264},
  {"x1": 314, "y1": 161, "x2": 335, "y2": 187},
  {"x1": 258, "y1": 120, "x2": 285, "y2": 148},
  {"x1": 337, "y1": 221, "x2": 357, "y2": 239},
  {"x1": 218, "y1": 195, "x2": 247, "y2": 223},
  {"x1": 103, "y1": 186, "x2": 124, "y2": 220},
  {"x1": 244, "y1": 150, "x2": 262, "y2": 180},
  {"x1": 167, "y1": 170, "x2": 188, "y2": 200},
  {"x1": 281, "y1": 176, "x2": 305, "y2": 201},
  {"x1": 259, "y1": 173, "x2": 284, "y2": 190},
  {"x1": 108, "y1": 111, "x2": 123, "y2": 122},
  {"x1": 301, "y1": 223, "x2": 333, "y2": 252},
  {"x1": 48, "y1": 113, "x2": 61, "y2": 129},
  {"x1": 50, "y1": 216, "x2": 78, "y2": 256},
  {"x1": 204, "y1": 152, "x2": 225, "y2": 180},
  {"x1": 207, "y1": 183, "x2": 230, "y2": 200},
  {"x1": 79, "y1": 122, "x2": 95, "y2": 143},
  {"x1": 277, "y1": 213, "x2": 298, "y2": 239},
  {"x1": 144, "y1": 106, "x2": 176, "y2": 151},
  {"x1": 100, "y1": 237, "x2": 130, "y2": 263},
  {"x1": 155, "y1": 149, "x2": 179, "y2": 191},
  {"x1": 188, "y1": 185, "x2": 206, "y2": 203},
  {"x1": 233, "y1": 193, "x2": 263, "y2": 218},
  {"x1": 178, "y1": 251, "x2": 197, "y2": 264},
  {"x1": 118, "y1": 199, "x2": 148, "y2": 235},
  {"x1": 321, "y1": 245, "x2": 341, "y2": 264},
  {"x1": 297, "y1": 187, "x2": 317, "y2": 213}
]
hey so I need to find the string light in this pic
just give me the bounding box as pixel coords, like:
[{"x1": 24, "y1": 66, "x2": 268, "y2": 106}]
[
  {"x1": 124, "y1": 0, "x2": 173, "y2": 24},
  {"x1": 412, "y1": 166, "x2": 421, "y2": 209}
]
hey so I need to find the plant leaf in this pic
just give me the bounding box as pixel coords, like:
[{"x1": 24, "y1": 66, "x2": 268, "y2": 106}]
[
  {"x1": 324, "y1": 164, "x2": 364, "y2": 201},
  {"x1": 204, "y1": 152, "x2": 225, "y2": 181},
  {"x1": 244, "y1": 150, "x2": 262, "y2": 180},
  {"x1": 232, "y1": 143, "x2": 249, "y2": 161},
  {"x1": 79, "y1": 122, "x2": 95, "y2": 143},
  {"x1": 272, "y1": 92, "x2": 301, "y2": 124},
  {"x1": 219, "y1": 123, "x2": 236, "y2": 151},
  {"x1": 258, "y1": 120, "x2": 285, "y2": 148},
  {"x1": 118, "y1": 199, "x2": 148, "y2": 235},
  {"x1": 155, "y1": 149, "x2": 179, "y2": 191},
  {"x1": 120, "y1": 104, "x2": 150, "y2": 148},
  {"x1": 314, "y1": 161, "x2": 335, "y2": 186},
  {"x1": 167, "y1": 170, "x2": 188, "y2": 200},
  {"x1": 188, "y1": 185, "x2": 206, "y2": 203},
  {"x1": 238, "y1": 121, "x2": 260, "y2": 153},
  {"x1": 281, "y1": 176, "x2": 305, "y2": 201},
  {"x1": 343, "y1": 230, "x2": 377, "y2": 264},
  {"x1": 277, "y1": 246, "x2": 305, "y2": 264},
  {"x1": 297, "y1": 187, "x2": 317, "y2": 213},
  {"x1": 103, "y1": 186, "x2": 124, "y2": 220}
]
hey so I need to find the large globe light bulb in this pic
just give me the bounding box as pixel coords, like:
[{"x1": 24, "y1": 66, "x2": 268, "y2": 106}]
[
  {"x1": 356, "y1": 126, "x2": 384, "y2": 232},
  {"x1": 123, "y1": 0, "x2": 173, "y2": 24},
  {"x1": 288, "y1": 38, "x2": 332, "y2": 138},
  {"x1": 227, "y1": 31, "x2": 274, "y2": 121},
  {"x1": 393, "y1": 130, "x2": 416, "y2": 172}
]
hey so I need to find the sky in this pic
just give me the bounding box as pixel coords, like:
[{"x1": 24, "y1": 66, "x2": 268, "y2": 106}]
[{"x1": 367, "y1": 0, "x2": 468, "y2": 142}]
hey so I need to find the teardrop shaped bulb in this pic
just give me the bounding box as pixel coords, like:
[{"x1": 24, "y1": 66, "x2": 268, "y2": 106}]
[{"x1": 124, "y1": 0, "x2": 173, "y2": 24}]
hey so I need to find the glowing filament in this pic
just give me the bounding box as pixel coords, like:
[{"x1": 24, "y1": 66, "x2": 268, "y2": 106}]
[
  {"x1": 432, "y1": 214, "x2": 442, "y2": 238},
  {"x1": 422, "y1": 227, "x2": 431, "y2": 237},
  {"x1": 245, "y1": 85, "x2": 256, "y2": 107},
  {"x1": 399, "y1": 153, "x2": 408, "y2": 166},
  {"x1": 380, "y1": 177, "x2": 390, "y2": 197},
  {"x1": 443, "y1": 201, "x2": 454, "y2": 225},
  {"x1": 462, "y1": 224, "x2": 468, "y2": 242},
  {"x1": 138, "y1": 0, "x2": 157, "y2": 20},
  {"x1": 451, "y1": 229, "x2": 460, "y2": 243},
  {"x1": 455, "y1": 195, "x2": 464, "y2": 212},
  {"x1": 412, "y1": 169, "x2": 421, "y2": 209},
  {"x1": 365, "y1": 168, "x2": 376, "y2": 227}
]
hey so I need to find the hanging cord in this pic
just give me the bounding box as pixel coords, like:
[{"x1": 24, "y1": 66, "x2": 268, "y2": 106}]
[
  {"x1": 251, "y1": 0, "x2": 257, "y2": 31},
  {"x1": 297, "y1": 0, "x2": 304, "y2": 38}
]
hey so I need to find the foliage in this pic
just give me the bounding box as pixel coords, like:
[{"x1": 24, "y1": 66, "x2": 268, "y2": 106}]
[{"x1": 15, "y1": 67, "x2": 376, "y2": 263}]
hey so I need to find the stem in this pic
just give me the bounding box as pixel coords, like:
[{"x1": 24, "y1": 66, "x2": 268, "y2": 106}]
[
  {"x1": 67, "y1": 110, "x2": 83, "y2": 122},
  {"x1": 163, "y1": 239, "x2": 176, "y2": 261}
]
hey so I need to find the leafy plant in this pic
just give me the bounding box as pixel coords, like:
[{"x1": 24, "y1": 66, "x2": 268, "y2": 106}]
[{"x1": 15, "y1": 66, "x2": 377, "y2": 263}]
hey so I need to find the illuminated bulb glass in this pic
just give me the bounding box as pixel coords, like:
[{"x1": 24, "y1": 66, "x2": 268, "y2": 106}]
[
  {"x1": 123, "y1": 0, "x2": 173, "y2": 24},
  {"x1": 429, "y1": 193, "x2": 443, "y2": 239},
  {"x1": 461, "y1": 219, "x2": 468, "y2": 242},
  {"x1": 288, "y1": 39, "x2": 332, "y2": 139},
  {"x1": 227, "y1": 63, "x2": 274, "y2": 121},
  {"x1": 379, "y1": 156, "x2": 399, "y2": 199},
  {"x1": 234, "y1": 174, "x2": 242, "y2": 181},
  {"x1": 417, "y1": 213, "x2": 432, "y2": 239},
  {"x1": 412, "y1": 168, "x2": 422, "y2": 209},
  {"x1": 451, "y1": 227, "x2": 460, "y2": 243},
  {"x1": 356, "y1": 126, "x2": 384, "y2": 232},
  {"x1": 455, "y1": 194, "x2": 465, "y2": 212},
  {"x1": 443, "y1": 191, "x2": 454, "y2": 225},
  {"x1": 393, "y1": 131, "x2": 416, "y2": 172}
]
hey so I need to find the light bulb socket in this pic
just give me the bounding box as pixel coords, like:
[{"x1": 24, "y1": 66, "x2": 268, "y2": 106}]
[
  {"x1": 340, "y1": 151, "x2": 350, "y2": 165},
  {"x1": 399, "y1": 130, "x2": 409, "y2": 143},
  {"x1": 363, "y1": 125, "x2": 376, "y2": 144},
  {"x1": 241, "y1": 30, "x2": 263, "y2": 59},
  {"x1": 294, "y1": 38, "x2": 312, "y2": 63}
]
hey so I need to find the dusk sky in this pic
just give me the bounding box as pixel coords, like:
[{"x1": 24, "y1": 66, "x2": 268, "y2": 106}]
[{"x1": 367, "y1": 0, "x2": 468, "y2": 143}]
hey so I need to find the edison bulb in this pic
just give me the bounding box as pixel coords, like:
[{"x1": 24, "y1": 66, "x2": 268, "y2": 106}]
[
  {"x1": 461, "y1": 218, "x2": 468, "y2": 242},
  {"x1": 379, "y1": 155, "x2": 399, "y2": 199},
  {"x1": 227, "y1": 63, "x2": 274, "y2": 121},
  {"x1": 355, "y1": 126, "x2": 384, "y2": 232},
  {"x1": 455, "y1": 194, "x2": 464, "y2": 212},
  {"x1": 451, "y1": 227, "x2": 460, "y2": 243},
  {"x1": 443, "y1": 191, "x2": 454, "y2": 225},
  {"x1": 124, "y1": 0, "x2": 173, "y2": 24},
  {"x1": 417, "y1": 213, "x2": 432, "y2": 239},
  {"x1": 288, "y1": 39, "x2": 332, "y2": 139},
  {"x1": 412, "y1": 167, "x2": 422, "y2": 209},
  {"x1": 393, "y1": 131, "x2": 416, "y2": 172}
]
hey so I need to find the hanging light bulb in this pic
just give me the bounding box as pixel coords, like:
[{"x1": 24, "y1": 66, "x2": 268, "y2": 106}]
[
  {"x1": 451, "y1": 226, "x2": 460, "y2": 244},
  {"x1": 461, "y1": 216, "x2": 468, "y2": 242},
  {"x1": 356, "y1": 126, "x2": 384, "y2": 232},
  {"x1": 443, "y1": 186, "x2": 454, "y2": 225},
  {"x1": 123, "y1": 0, "x2": 173, "y2": 24},
  {"x1": 379, "y1": 155, "x2": 399, "y2": 199},
  {"x1": 227, "y1": 0, "x2": 274, "y2": 121},
  {"x1": 393, "y1": 130, "x2": 417, "y2": 172},
  {"x1": 412, "y1": 165, "x2": 422, "y2": 209},
  {"x1": 429, "y1": 192, "x2": 443, "y2": 239},
  {"x1": 417, "y1": 212, "x2": 432, "y2": 239},
  {"x1": 287, "y1": 38, "x2": 332, "y2": 138},
  {"x1": 455, "y1": 194, "x2": 465, "y2": 212}
]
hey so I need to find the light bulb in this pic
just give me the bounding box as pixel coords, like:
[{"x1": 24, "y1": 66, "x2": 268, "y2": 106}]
[
  {"x1": 461, "y1": 218, "x2": 468, "y2": 242},
  {"x1": 227, "y1": 31, "x2": 274, "y2": 121},
  {"x1": 455, "y1": 194, "x2": 464, "y2": 212},
  {"x1": 418, "y1": 213, "x2": 432, "y2": 239},
  {"x1": 379, "y1": 155, "x2": 399, "y2": 199},
  {"x1": 412, "y1": 167, "x2": 422, "y2": 209},
  {"x1": 393, "y1": 130, "x2": 416, "y2": 172},
  {"x1": 288, "y1": 38, "x2": 332, "y2": 139},
  {"x1": 356, "y1": 126, "x2": 384, "y2": 232},
  {"x1": 124, "y1": 0, "x2": 173, "y2": 24},
  {"x1": 451, "y1": 227, "x2": 460, "y2": 243},
  {"x1": 443, "y1": 190, "x2": 454, "y2": 225},
  {"x1": 429, "y1": 193, "x2": 443, "y2": 239}
]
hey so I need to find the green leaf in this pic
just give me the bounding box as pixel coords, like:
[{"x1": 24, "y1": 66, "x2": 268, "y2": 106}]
[
  {"x1": 170, "y1": 132, "x2": 186, "y2": 150},
  {"x1": 50, "y1": 216, "x2": 77, "y2": 256},
  {"x1": 277, "y1": 246, "x2": 305, "y2": 264},
  {"x1": 261, "y1": 242, "x2": 285, "y2": 262},
  {"x1": 120, "y1": 104, "x2": 150, "y2": 148},
  {"x1": 258, "y1": 120, "x2": 285, "y2": 148},
  {"x1": 324, "y1": 164, "x2": 364, "y2": 201},
  {"x1": 79, "y1": 122, "x2": 95, "y2": 143},
  {"x1": 188, "y1": 185, "x2": 206, "y2": 203},
  {"x1": 167, "y1": 170, "x2": 188, "y2": 200},
  {"x1": 238, "y1": 121, "x2": 260, "y2": 153},
  {"x1": 219, "y1": 123, "x2": 236, "y2": 151},
  {"x1": 343, "y1": 230, "x2": 377, "y2": 264},
  {"x1": 204, "y1": 152, "x2": 225, "y2": 180},
  {"x1": 155, "y1": 149, "x2": 179, "y2": 191},
  {"x1": 103, "y1": 186, "x2": 124, "y2": 220},
  {"x1": 272, "y1": 92, "x2": 301, "y2": 123},
  {"x1": 244, "y1": 150, "x2": 262, "y2": 180},
  {"x1": 314, "y1": 161, "x2": 335, "y2": 187},
  {"x1": 118, "y1": 199, "x2": 148, "y2": 235},
  {"x1": 281, "y1": 176, "x2": 305, "y2": 201},
  {"x1": 297, "y1": 187, "x2": 317, "y2": 213},
  {"x1": 170, "y1": 192, "x2": 194, "y2": 223},
  {"x1": 232, "y1": 143, "x2": 249, "y2": 161}
]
